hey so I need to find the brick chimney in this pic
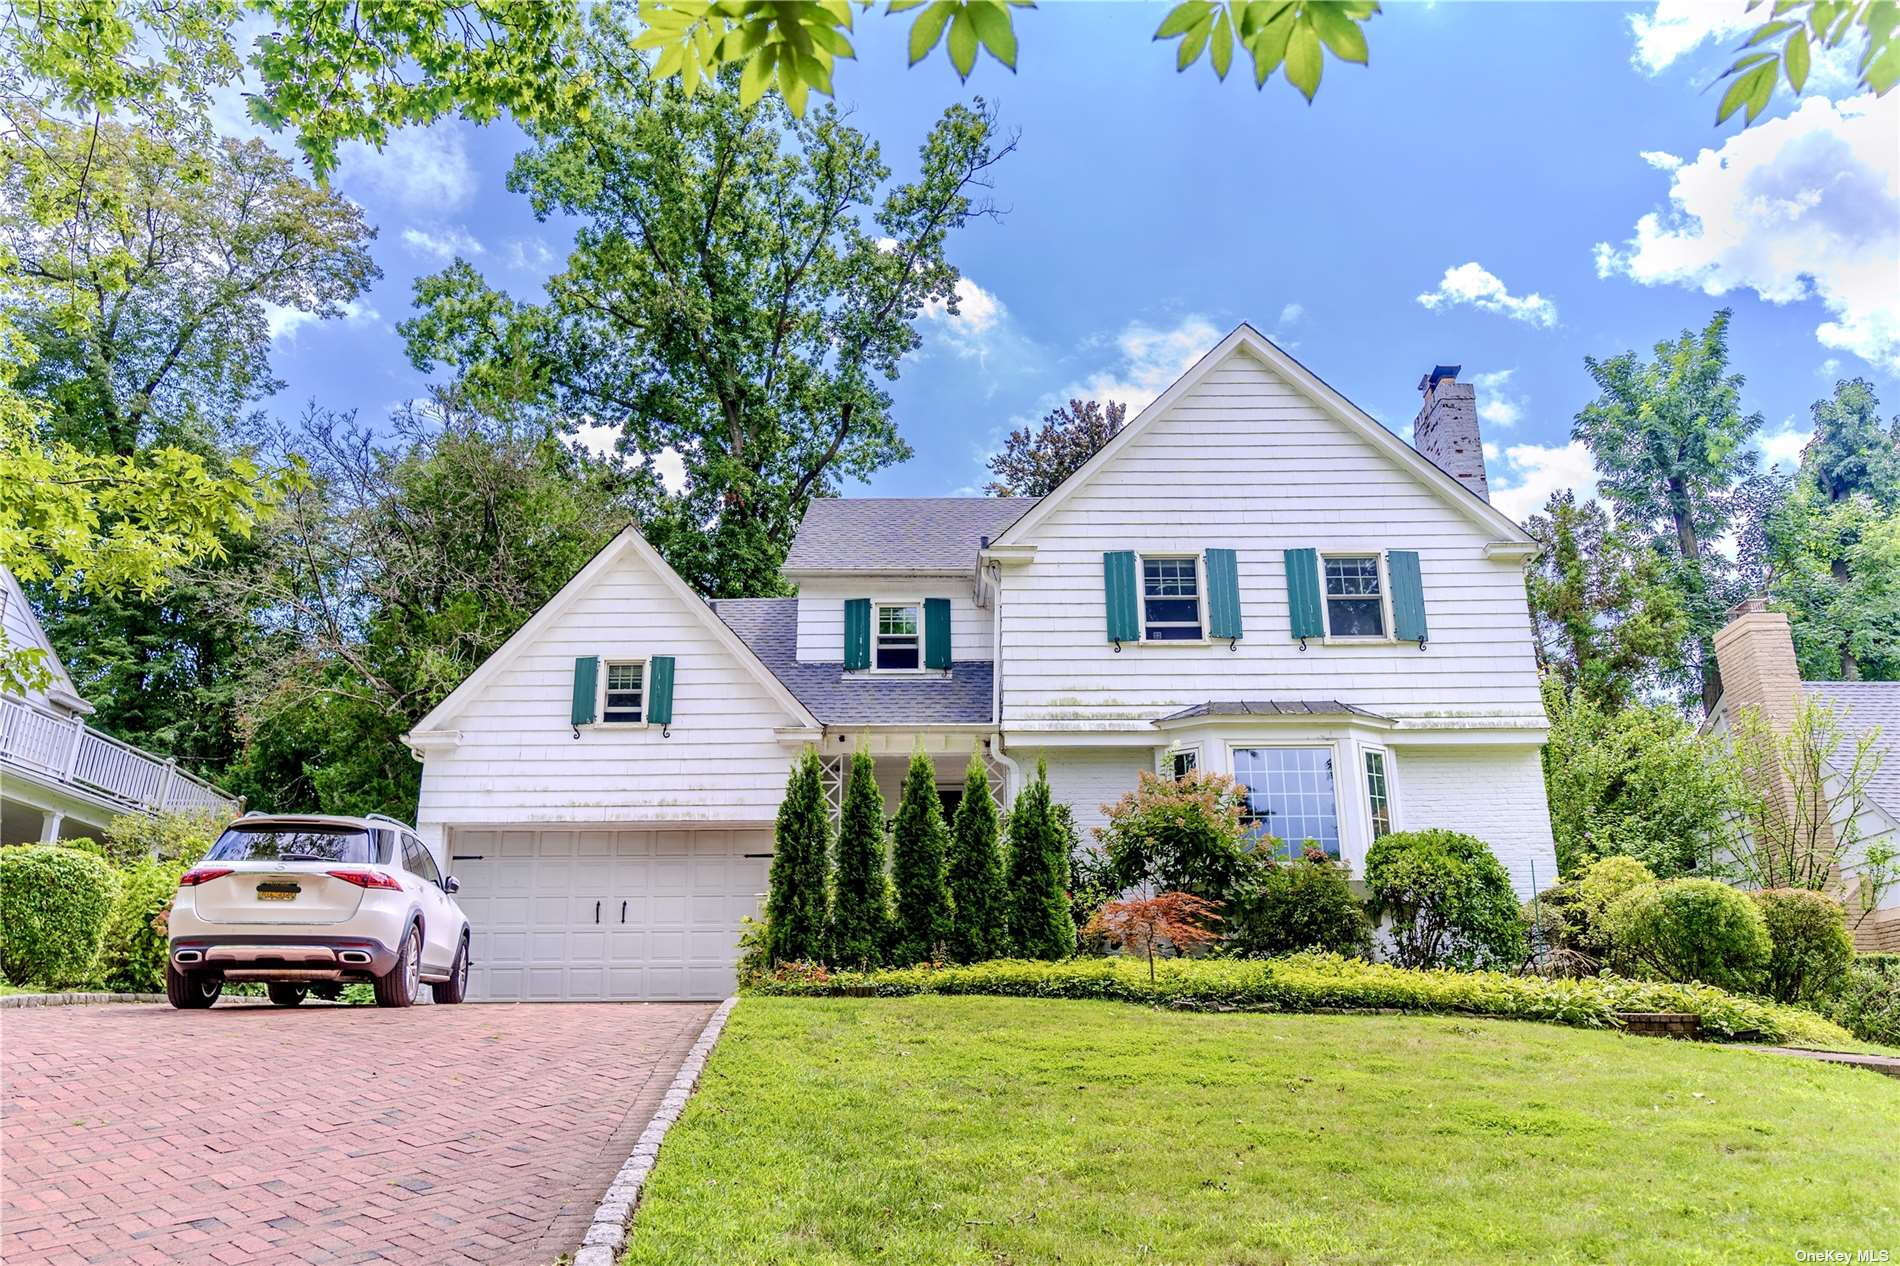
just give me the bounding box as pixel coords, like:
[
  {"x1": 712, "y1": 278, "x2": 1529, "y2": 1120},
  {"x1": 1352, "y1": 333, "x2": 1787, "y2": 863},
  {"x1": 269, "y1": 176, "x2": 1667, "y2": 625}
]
[
  {"x1": 1712, "y1": 598, "x2": 1803, "y2": 729},
  {"x1": 1414, "y1": 365, "x2": 1489, "y2": 502}
]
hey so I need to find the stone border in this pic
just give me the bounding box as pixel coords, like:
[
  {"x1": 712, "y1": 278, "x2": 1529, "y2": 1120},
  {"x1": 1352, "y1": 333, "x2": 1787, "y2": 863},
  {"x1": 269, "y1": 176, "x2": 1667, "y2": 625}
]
[
  {"x1": 573, "y1": 996, "x2": 738, "y2": 1266},
  {"x1": 0, "y1": 992, "x2": 165, "y2": 1008}
]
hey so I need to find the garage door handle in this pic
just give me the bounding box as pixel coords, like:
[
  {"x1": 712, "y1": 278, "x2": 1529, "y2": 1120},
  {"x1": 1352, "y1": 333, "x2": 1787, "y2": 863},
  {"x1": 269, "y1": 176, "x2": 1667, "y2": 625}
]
[
  {"x1": 594, "y1": 900, "x2": 600, "y2": 924},
  {"x1": 620, "y1": 900, "x2": 627, "y2": 923}
]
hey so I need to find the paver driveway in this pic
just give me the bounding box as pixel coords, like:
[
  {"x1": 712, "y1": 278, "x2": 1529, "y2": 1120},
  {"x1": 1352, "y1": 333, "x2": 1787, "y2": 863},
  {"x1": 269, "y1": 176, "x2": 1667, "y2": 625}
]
[{"x1": 2, "y1": 999, "x2": 716, "y2": 1266}]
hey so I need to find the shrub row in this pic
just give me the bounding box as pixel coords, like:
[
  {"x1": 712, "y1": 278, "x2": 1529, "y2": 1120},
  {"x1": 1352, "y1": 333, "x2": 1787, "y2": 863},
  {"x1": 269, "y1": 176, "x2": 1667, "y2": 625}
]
[{"x1": 746, "y1": 951, "x2": 1857, "y2": 1047}]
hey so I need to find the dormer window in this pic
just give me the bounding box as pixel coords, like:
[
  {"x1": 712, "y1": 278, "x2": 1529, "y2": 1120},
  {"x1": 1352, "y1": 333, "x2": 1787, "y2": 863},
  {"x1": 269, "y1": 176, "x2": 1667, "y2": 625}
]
[{"x1": 875, "y1": 603, "x2": 921, "y2": 671}]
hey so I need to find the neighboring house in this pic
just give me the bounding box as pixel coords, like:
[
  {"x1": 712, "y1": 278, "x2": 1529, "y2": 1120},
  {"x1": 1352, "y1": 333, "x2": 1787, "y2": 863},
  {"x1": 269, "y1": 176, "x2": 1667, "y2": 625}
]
[
  {"x1": 1708, "y1": 600, "x2": 1900, "y2": 952},
  {"x1": 407, "y1": 323, "x2": 1559, "y2": 1001},
  {"x1": 0, "y1": 565, "x2": 239, "y2": 844}
]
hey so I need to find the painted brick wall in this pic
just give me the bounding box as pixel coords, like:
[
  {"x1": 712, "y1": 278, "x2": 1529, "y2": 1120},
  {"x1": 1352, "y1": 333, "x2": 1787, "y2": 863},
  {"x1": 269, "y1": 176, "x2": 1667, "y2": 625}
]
[{"x1": 1392, "y1": 743, "x2": 1558, "y2": 898}]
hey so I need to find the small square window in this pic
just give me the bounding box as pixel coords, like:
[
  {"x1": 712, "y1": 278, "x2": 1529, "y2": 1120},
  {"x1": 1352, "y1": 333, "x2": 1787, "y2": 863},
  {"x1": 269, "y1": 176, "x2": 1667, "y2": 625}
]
[
  {"x1": 602, "y1": 661, "x2": 644, "y2": 723},
  {"x1": 1169, "y1": 748, "x2": 1199, "y2": 780},
  {"x1": 875, "y1": 604, "x2": 920, "y2": 671},
  {"x1": 1324, "y1": 556, "x2": 1385, "y2": 638},
  {"x1": 1142, "y1": 557, "x2": 1202, "y2": 641}
]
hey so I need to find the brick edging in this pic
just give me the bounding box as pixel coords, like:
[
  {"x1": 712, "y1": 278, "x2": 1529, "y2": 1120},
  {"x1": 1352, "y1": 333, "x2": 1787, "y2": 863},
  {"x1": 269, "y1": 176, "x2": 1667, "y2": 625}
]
[
  {"x1": 0, "y1": 992, "x2": 166, "y2": 1009},
  {"x1": 572, "y1": 995, "x2": 738, "y2": 1266}
]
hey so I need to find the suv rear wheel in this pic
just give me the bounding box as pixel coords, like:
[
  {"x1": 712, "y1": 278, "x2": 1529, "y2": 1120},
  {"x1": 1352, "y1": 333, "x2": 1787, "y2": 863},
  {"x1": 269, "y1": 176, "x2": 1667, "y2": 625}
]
[
  {"x1": 267, "y1": 983, "x2": 307, "y2": 1007},
  {"x1": 431, "y1": 933, "x2": 470, "y2": 1004},
  {"x1": 165, "y1": 961, "x2": 222, "y2": 1009},
  {"x1": 374, "y1": 924, "x2": 421, "y2": 1008}
]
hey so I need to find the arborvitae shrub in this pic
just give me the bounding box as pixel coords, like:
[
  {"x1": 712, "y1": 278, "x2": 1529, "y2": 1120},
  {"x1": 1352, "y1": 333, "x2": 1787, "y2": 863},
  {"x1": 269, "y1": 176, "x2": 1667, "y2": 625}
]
[
  {"x1": 1005, "y1": 760, "x2": 1075, "y2": 960},
  {"x1": 890, "y1": 745, "x2": 953, "y2": 964},
  {"x1": 765, "y1": 747, "x2": 831, "y2": 964},
  {"x1": 829, "y1": 747, "x2": 891, "y2": 968},
  {"x1": 945, "y1": 754, "x2": 1008, "y2": 963}
]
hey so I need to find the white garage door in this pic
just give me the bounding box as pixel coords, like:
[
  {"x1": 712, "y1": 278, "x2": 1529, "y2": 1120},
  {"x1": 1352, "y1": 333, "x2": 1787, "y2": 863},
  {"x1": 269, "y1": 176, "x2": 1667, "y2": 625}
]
[{"x1": 448, "y1": 827, "x2": 771, "y2": 1001}]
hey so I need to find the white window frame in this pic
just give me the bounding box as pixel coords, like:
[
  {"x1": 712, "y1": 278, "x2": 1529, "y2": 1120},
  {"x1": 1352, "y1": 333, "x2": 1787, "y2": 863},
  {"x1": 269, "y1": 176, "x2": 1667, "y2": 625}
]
[
  {"x1": 1228, "y1": 740, "x2": 1345, "y2": 862},
  {"x1": 597, "y1": 658, "x2": 647, "y2": 726},
  {"x1": 869, "y1": 599, "x2": 927, "y2": 675},
  {"x1": 1361, "y1": 744, "x2": 1398, "y2": 842},
  {"x1": 1319, "y1": 551, "x2": 1394, "y2": 644},
  {"x1": 1158, "y1": 743, "x2": 1202, "y2": 781},
  {"x1": 1137, "y1": 552, "x2": 1207, "y2": 644}
]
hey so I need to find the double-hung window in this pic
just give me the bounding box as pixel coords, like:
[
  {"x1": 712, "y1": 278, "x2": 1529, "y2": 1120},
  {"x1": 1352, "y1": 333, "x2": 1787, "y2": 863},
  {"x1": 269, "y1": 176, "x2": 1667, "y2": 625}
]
[
  {"x1": 1142, "y1": 556, "x2": 1203, "y2": 641},
  {"x1": 1364, "y1": 748, "x2": 1393, "y2": 839},
  {"x1": 875, "y1": 603, "x2": 921, "y2": 671},
  {"x1": 601, "y1": 661, "x2": 644, "y2": 723},
  {"x1": 1323, "y1": 555, "x2": 1386, "y2": 639},
  {"x1": 1232, "y1": 746, "x2": 1341, "y2": 860}
]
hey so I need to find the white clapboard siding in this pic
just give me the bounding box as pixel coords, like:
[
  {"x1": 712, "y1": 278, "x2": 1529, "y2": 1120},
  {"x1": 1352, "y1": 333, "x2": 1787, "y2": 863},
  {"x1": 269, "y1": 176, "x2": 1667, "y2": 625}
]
[
  {"x1": 0, "y1": 565, "x2": 82, "y2": 712},
  {"x1": 794, "y1": 576, "x2": 991, "y2": 663},
  {"x1": 416, "y1": 545, "x2": 803, "y2": 829},
  {"x1": 998, "y1": 350, "x2": 1544, "y2": 728}
]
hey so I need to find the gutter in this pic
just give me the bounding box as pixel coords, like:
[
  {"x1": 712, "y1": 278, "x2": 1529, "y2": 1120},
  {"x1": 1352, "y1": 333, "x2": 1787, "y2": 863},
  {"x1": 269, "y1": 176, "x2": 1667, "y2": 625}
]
[{"x1": 986, "y1": 558, "x2": 1024, "y2": 803}]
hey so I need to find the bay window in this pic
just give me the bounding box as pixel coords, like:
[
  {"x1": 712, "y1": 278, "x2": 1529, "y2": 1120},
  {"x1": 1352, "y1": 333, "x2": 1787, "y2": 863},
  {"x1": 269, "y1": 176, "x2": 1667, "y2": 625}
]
[{"x1": 1232, "y1": 746, "x2": 1340, "y2": 860}]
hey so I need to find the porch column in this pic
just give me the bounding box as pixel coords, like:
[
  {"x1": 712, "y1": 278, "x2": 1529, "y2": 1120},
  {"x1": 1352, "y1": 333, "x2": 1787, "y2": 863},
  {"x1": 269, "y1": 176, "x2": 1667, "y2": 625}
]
[{"x1": 38, "y1": 809, "x2": 64, "y2": 842}]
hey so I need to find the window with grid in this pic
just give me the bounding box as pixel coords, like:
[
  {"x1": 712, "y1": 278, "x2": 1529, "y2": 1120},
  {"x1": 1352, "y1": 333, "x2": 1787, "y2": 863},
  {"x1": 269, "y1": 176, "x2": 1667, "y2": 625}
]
[
  {"x1": 602, "y1": 661, "x2": 644, "y2": 723},
  {"x1": 1364, "y1": 749, "x2": 1392, "y2": 839},
  {"x1": 875, "y1": 604, "x2": 921, "y2": 670},
  {"x1": 1233, "y1": 747, "x2": 1340, "y2": 860},
  {"x1": 1141, "y1": 556, "x2": 1202, "y2": 640},
  {"x1": 1323, "y1": 555, "x2": 1385, "y2": 637}
]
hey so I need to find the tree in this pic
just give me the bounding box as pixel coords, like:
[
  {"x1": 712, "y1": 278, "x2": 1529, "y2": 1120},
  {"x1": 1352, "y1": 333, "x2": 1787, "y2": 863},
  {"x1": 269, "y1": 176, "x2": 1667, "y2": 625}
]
[
  {"x1": 829, "y1": 747, "x2": 891, "y2": 967},
  {"x1": 765, "y1": 747, "x2": 831, "y2": 964},
  {"x1": 1524, "y1": 490, "x2": 1686, "y2": 709},
  {"x1": 945, "y1": 753, "x2": 1007, "y2": 962},
  {"x1": 1096, "y1": 769, "x2": 1254, "y2": 901},
  {"x1": 1004, "y1": 759, "x2": 1075, "y2": 960},
  {"x1": 1083, "y1": 892, "x2": 1222, "y2": 983},
  {"x1": 1540, "y1": 678, "x2": 1737, "y2": 879},
  {"x1": 1727, "y1": 695, "x2": 1898, "y2": 930},
  {"x1": 984, "y1": 398, "x2": 1125, "y2": 497},
  {"x1": 402, "y1": 32, "x2": 1014, "y2": 596},
  {"x1": 1574, "y1": 310, "x2": 1764, "y2": 712},
  {"x1": 890, "y1": 745, "x2": 954, "y2": 964}
]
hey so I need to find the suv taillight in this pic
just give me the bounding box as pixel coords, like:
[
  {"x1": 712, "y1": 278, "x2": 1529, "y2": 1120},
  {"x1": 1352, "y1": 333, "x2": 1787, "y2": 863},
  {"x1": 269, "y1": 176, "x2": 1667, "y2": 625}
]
[
  {"x1": 178, "y1": 867, "x2": 233, "y2": 887},
  {"x1": 327, "y1": 869, "x2": 403, "y2": 890}
]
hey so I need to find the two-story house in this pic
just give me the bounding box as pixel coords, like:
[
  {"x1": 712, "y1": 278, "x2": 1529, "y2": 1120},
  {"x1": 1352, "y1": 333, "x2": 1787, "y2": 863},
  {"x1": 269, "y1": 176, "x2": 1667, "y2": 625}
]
[{"x1": 406, "y1": 324, "x2": 1558, "y2": 1001}]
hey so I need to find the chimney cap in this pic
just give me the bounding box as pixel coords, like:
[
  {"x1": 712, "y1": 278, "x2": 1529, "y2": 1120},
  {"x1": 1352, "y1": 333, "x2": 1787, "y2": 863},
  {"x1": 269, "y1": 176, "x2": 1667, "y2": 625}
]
[{"x1": 1418, "y1": 364, "x2": 1462, "y2": 393}]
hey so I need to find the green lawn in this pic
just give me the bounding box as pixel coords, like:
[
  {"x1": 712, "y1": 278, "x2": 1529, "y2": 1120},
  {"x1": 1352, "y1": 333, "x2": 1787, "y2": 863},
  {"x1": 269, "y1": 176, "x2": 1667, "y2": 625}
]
[{"x1": 623, "y1": 996, "x2": 1900, "y2": 1266}]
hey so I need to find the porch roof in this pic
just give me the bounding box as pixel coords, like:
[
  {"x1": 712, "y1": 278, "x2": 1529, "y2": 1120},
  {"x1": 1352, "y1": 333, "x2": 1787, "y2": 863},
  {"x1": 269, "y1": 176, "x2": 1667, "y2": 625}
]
[{"x1": 1157, "y1": 700, "x2": 1390, "y2": 722}]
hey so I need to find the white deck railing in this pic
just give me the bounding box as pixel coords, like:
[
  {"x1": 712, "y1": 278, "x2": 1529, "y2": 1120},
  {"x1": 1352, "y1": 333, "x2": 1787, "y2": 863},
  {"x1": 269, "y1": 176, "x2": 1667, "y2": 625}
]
[{"x1": 0, "y1": 694, "x2": 239, "y2": 818}]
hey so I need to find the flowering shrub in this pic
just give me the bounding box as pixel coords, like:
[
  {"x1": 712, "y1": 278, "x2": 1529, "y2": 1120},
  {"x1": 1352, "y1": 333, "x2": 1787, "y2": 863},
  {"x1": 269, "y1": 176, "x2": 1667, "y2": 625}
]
[{"x1": 1095, "y1": 770, "x2": 1254, "y2": 902}]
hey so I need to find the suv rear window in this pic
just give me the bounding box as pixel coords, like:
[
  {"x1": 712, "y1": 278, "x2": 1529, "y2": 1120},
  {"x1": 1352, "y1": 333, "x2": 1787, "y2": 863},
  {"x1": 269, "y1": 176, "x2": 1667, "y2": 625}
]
[{"x1": 206, "y1": 826, "x2": 385, "y2": 864}]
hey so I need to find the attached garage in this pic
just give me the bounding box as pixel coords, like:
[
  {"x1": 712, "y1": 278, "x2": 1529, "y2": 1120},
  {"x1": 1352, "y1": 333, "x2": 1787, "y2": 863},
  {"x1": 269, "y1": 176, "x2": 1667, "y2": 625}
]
[{"x1": 449, "y1": 827, "x2": 772, "y2": 1001}]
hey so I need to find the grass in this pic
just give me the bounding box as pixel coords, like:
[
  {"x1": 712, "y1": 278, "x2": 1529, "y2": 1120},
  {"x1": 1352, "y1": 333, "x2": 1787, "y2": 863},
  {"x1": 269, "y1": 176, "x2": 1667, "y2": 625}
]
[{"x1": 623, "y1": 996, "x2": 1900, "y2": 1266}]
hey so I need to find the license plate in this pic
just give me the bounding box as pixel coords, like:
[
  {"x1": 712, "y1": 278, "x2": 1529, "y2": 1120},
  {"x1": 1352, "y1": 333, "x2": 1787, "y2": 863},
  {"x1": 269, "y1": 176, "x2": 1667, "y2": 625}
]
[{"x1": 256, "y1": 882, "x2": 300, "y2": 902}]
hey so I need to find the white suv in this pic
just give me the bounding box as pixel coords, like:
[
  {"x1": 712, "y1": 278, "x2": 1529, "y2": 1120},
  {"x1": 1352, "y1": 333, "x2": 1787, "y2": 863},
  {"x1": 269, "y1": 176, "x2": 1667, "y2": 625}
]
[{"x1": 166, "y1": 814, "x2": 471, "y2": 1009}]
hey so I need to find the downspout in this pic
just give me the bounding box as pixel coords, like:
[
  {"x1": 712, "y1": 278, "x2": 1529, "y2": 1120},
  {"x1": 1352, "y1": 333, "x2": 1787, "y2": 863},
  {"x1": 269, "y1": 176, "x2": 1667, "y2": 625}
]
[{"x1": 985, "y1": 557, "x2": 1023, "y2": 803}]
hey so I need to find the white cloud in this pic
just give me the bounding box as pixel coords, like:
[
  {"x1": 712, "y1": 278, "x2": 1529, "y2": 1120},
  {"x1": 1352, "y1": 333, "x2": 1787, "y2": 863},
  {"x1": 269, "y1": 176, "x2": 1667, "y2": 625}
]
[
  {"x1": 1595, "y1": 93, "x2": 1900, "y2": 372},
  {"x1": 264, "y1": 300, "x2": 378, "y2": 341},
  {"x1": 1489, "y1": 441, "x2": 1600, "y2": 524},
  {"x1": 507, "y1": 238, "x2": 558, "y2": 272},
  {"x1": 1818, "y1": 357, "x2": 1842, "y2": 377},
  {"x1": 1759, "y1": 422, "x2": 1813, "y2": 468},
  {"x1": 336, "y1": 124, "x2": 476, "y2": 212},
  {"x1": 921, "y1": 277, "x2": 1007, "y2": 359},
  {"x1": 1063, "y1": 315, "x2": 1223, "y2": 414},
  {"x1": 1628, "y1": 1, "x2": 1755, "y2": 74},
  {"x1": 1278, "y1": 302, "x2": 1305, "y2": 327},
  {"x1": 1468, "y1": 368, "x2": 1525, "y2": 428},
  {"x1": 1416, "y1": 263, "x2": 1559, "y2": 328},
  {"x1": 401, "y1": 226, "x2": 485, "y2": 262},
  {"x1": 1640, "y1": 150, "x2": 1684, "y2": 172},
  {"x1": 1482, "y1": 441, "x2": 1500, "y2": 461},
  {"x1": 573, "y1": 422, "x2": 688, "y2": 494}
]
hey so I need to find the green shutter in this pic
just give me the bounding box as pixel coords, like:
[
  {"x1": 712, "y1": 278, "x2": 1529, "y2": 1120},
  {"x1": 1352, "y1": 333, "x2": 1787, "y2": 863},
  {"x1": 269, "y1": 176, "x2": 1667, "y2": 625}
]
[
  {"x1": 844, "y1": 598, "x2": 871, "y2": 670},
  {"x1": 647, "y1": 655, "x2": 676, "y2": 726},
  {"x1": 1205, "y1": 548, "x2": 1242, "y2": 641},
  {"x1": 1283, "y1": 549, "x2": 1323, "y2": 641},
  {"x1": 1388, "y1": 550, "x2": 1429, "y2": 646},
  {"x1": 570, "y1": 656, "x2": 598, "y2": 726},
  {"x1": 1103, "y1": 551, "x2": 1138, "y2": 643},
  {"x1": 924, "y1": 598, "x2": 952, "y2": 670}
]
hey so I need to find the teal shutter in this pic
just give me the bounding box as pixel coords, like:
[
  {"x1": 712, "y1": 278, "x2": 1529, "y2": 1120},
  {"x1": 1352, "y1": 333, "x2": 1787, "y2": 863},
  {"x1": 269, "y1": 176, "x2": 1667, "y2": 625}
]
[
  {"x1": 1283, "y1": 549, "x2": 1323, "y2": 641},
  {"x1": 924, "y1": 598, "x2": 952, "y2": 670},
  {"x1": 570, "y1": 656, "x2": 598, "y2": 726},
  {"x1": 1103, "y1": 551, "x2": 1139, "y2": 643},
  {"x1": 1204, "y1": 548, "x2": 1242, "y2": 641},
  {"x1": 647, "y1": 655, "x2": 676, "y2": 726},
  {"x1": 1388, "y1": 550, "x2": 1429, "y2": 646},
  {"x1": 844, "y1": 598, "x2": 871, "y2": 670}
]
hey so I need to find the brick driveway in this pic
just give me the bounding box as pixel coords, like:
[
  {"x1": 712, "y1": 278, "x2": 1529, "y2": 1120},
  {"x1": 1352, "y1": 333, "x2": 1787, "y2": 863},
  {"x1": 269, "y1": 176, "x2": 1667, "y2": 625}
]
[{"x1": 2, "y1": 1000, "x2": 716, "y2": 1266}]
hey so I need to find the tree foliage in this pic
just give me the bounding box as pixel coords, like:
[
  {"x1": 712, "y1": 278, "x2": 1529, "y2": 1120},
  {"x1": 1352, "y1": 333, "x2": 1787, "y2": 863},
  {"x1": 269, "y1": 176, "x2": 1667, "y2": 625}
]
[
  {"x1": 1096, "y1": 769, "x2": 1254, "y2": 902},
  {"x1": 1083, "y1": 891, "x2": 1222, "y2": 983},
  {"x1": 945, "y1": 753, "x2": 1008, "y2": 963},
  {"x1": 1525, "y1": 490, "x2": 1686, "y2": 709},
  {"x1": 766, "y1": 746, "x2": 832, "y2": 964},
  {"x1": 1720, "y1": 0, "x2": 1900, "y2": 126},
  {"x1": 1004, "y1": 759, "x2": 1074, "y2": 960},
  {"x1": 890, "y1": 745, "x2": 954, "y2": 964},
  {"x1": 984, "y1": 397, "x2": 1125, "y2": 497},
  {"x1": 829, "y1": 746, "x2": 891, "y2": 967},
  {"x1": 1603, "y1": 878, "x2": 1771, "y2": 992},
  {"x1": 1362, "y1": 828, "x2": 1525, "y2": 971},
  {"x1": 1573, "y1": 309, "x2": 1764, "y2": 712},
  {"x1": 403, "y1": 30, "x2": 1013, "y2": 595}
]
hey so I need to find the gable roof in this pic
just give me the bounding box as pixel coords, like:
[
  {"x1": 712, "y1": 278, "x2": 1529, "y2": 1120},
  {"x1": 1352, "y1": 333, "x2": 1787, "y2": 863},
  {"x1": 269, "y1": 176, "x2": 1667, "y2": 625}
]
[
  {"x1": 406, "y1": 524, "x2": 820, "y2": 740},
  {"x1": 783, "y1": 496, "x2": 1039, "y2": 575},
  {"x1": 990, "y1": 323, "x2": 1535, "y2": 549},
  {"x1": 1806, "y1": 681, "x2": 1900, "y2": 821},
  {"x1": 714, "y1": 597, "x2": 994, "y2": 724},
  {"x1": 0, "y1": 564, "x2": 91, "y2": 714}
]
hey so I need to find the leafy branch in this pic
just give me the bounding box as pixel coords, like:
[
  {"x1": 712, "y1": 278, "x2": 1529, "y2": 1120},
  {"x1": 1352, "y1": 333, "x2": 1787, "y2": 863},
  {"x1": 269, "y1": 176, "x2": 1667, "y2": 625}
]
[{"x1": 1718, "y1": 0, "x2": 1899, "y2": 125}]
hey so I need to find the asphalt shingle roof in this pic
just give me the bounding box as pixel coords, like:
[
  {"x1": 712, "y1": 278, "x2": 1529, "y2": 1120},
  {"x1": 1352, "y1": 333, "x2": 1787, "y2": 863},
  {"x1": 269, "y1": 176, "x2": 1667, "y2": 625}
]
[
  {"x1": 1805, "y1": 681, "x2": 1900, "y2": 820},
  {"x1": 1159, "y1": 701, "x2": 1390, "y2": 721},
  {"x1": 781, "y1": 496, "x2": 1039, "y2": 574},
  {"x1": 714, "y1": 597, "x2": 995, "y2": 725}
]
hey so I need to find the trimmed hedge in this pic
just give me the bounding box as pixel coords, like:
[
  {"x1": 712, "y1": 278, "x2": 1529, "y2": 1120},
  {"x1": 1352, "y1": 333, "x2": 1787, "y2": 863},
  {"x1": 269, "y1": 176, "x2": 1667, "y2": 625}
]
[
  {"x1": 746, "y1": 952, "x2": 1859, "y2": 1047},
  {"x1": 1830, "y1": 957, "x2": 1900, "y2": 1046},
  {"x1": 0, "y1": 845, "x2": 120, "y2": 987},
  {"x1": 95, "y1": 859, "x2": 186, "y2": 993},
  {"x1": 1752, "y1": 888, "x2": 1854, "y2": 1004}
]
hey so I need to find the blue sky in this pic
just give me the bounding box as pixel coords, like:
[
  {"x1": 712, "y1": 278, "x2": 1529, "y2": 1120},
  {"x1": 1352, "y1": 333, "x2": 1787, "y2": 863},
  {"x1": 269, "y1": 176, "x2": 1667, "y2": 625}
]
[{"x1": 245, "y1": 1, "x2": 1900, "y2": 524}]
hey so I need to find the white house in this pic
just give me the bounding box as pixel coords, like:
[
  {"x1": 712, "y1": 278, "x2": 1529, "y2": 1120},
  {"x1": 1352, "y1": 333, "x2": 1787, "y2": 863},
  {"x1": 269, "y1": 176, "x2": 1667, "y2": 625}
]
[
  {"x1": 407, "y1": 323, "x2": 1559, "y2": 1001},
  {"x1": 0, "y1": 565, "x2": 238, "y2": 844}
]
